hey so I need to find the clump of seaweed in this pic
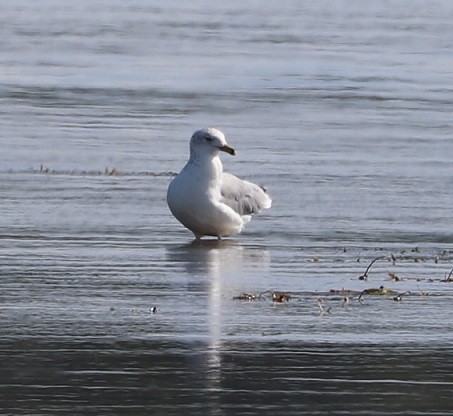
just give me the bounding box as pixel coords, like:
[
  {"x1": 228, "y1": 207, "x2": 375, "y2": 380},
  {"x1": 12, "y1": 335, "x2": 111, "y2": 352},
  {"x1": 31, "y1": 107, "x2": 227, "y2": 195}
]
[
  {"x1": 233, "y1": 290, "x2": 292, "y2": 303},
  {"x1": 232, "y1": 246, "x2": 450, "y2": 318},
  {"x1": 358, "y1": 285, "x2": 397, "y2": 300},
  {"x1": 329, "y1": 288, "x2": 357, "y2": 296},
  {"x1": 233, "y1": 293, "x2": 263, "y2": 301}
]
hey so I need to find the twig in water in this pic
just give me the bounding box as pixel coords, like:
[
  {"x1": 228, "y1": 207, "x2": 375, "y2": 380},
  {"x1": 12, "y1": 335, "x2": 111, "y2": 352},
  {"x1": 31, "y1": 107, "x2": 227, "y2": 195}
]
[
  {"x1": 388, "y1": 272, "x2": 400, "y2": 282},
  {"x1": 393, "y1": 291, "x2": 410, "y2": 302},
  {"x1": 316, "y1": 298, "x2": 331, "y2": 315},
  {"x1": 441, "y1": 268, "x2": 453, "y2": 282},
  {"x1": 359, "y1": 256, "x2": 386, "y2": 280},
  {"x1": 417, "y1": 285, "x2": 428, "y2": 296}
]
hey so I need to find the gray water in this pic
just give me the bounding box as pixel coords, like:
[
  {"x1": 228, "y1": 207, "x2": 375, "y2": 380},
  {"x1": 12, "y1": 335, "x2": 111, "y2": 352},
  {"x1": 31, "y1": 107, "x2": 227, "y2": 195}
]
[{"x1": 1, "y1": 1, "x2": 452, "y2": 415}]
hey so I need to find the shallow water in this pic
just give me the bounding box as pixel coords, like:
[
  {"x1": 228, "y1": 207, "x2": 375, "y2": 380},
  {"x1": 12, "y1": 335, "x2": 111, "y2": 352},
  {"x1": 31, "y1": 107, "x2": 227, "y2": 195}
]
[{"x1": 1, "y1": 1, "x2": 453, "y2": 414}]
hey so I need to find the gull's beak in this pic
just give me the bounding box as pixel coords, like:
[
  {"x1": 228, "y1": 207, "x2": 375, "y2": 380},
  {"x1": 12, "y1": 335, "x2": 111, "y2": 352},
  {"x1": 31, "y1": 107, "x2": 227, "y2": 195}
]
[{"x1": 219, "y1": 144, "x2": 236, "y2": 156}]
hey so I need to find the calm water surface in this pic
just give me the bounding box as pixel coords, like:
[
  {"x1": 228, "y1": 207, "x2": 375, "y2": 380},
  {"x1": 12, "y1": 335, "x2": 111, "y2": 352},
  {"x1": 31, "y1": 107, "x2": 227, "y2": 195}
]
[{"x1": 1, "y1": 1, "x2": 452, "y2": 414}]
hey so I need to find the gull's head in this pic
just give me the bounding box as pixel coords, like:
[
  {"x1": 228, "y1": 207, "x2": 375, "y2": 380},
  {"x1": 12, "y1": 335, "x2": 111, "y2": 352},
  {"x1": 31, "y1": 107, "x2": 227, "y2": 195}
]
[{"x1": 190, "y1": 128, "x2": 236, "y2": 157}]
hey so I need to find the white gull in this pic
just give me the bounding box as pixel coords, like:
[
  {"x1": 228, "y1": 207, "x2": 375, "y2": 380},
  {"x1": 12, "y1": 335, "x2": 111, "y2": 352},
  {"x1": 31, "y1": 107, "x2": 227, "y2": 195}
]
[{"x1": 167, "y1": 128, "x2": 272, "y2": 239}]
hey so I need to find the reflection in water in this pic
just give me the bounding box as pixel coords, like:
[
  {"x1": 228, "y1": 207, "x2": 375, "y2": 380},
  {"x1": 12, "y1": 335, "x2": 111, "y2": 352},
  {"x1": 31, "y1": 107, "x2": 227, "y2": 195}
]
[
  {"x1": 165, "y1": 239, "x2": 271, "y2": 285},
  {"x1": 205, "y1": 245, "x2": 222, "y2": 407},
  {"x1": 166, "y1": 239, "x2": 271, "y2": 400}
]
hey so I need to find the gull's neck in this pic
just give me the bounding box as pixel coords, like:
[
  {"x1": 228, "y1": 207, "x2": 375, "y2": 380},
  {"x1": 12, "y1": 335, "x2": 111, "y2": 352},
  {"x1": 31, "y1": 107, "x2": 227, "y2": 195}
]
[
  {"x1": 189, "y1": 148, "x2": 218, "y2": 167},
  {"x1": 187, "y1": 150, "x2": 223, "y2": 182}
]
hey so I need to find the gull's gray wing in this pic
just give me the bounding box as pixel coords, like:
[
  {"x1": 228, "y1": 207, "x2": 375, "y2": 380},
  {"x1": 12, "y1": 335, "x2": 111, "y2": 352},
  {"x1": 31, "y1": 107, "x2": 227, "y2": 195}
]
[{"x1": 220, "y1": 172, "x2": 272, "y2": 216}]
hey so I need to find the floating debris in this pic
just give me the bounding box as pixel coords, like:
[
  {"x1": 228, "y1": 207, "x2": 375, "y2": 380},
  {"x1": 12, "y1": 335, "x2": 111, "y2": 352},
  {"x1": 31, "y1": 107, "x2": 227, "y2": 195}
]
[
  {"x1": 316, "y1": 298, "x2": 332, "y2": 315},
  {"x1": 388, "y1": 272, "x2": 400, "y2": 282},
  {"x1": 272, "y1": 292, "x2": 291, "y2": 303},
  {"x1": 233, "y1": 290, "x2": 292, "y2": 303},
  {"x1": 329, "y1": 288, "x2": 356, "y2": 295},
  {"x1": 27, "y1": 165, "x2": 177, "y2": 177},
  {"x1": 231, "y1": 246, "x2": 446, "y2": 313},
  {"x1": 105, "y1": 167, "x2": 121, "y2": 176},
  {"x1": 233, "y1": 293, "x2": 262, "y2": 301},
  {"x1": 417, "y1": 286, "x2": 428, "y2": 296},
  {"x1": 393, "y1": 292, "x2": 410, "y2": 302},
  {"x1": 441, "y1": 268, "x2": 453, "y2": 283},
  {"x1": 358, "y1": 286, "x2": 396, "y2": 300},
  {"x1": 358, "y1": 256, "x2": 386, "y2": 280}
]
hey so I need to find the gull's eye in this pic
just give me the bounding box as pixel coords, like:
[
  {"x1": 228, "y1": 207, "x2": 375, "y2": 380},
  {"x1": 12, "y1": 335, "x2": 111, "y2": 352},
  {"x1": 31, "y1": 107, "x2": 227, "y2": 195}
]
[{"x1": 205, "y1": 136, "x2": 213, "y2": 143}]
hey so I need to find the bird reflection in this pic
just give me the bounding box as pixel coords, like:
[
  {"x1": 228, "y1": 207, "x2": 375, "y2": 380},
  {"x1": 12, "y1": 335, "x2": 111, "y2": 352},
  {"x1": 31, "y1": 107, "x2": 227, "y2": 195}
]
[
  {"x1": 166, "y1": 239, "x2": 243, "y2": 274},
  {"x1": 165, "y1": 239, "x2": 270, "y2": 398}
]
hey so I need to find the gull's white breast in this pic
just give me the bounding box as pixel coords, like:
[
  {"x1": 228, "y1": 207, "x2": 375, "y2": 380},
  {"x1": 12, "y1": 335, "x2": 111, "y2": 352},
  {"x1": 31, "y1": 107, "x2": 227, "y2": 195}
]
[{"x1": 167, "y1": 161, "x2": 243, "y2": 237}]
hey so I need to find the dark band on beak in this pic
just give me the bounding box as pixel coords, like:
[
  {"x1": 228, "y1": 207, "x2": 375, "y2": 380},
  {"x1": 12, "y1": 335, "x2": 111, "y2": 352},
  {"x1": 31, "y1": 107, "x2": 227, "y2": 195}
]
[{"x1": 219, "y1": 145, "x2": 236, "y2": 156}]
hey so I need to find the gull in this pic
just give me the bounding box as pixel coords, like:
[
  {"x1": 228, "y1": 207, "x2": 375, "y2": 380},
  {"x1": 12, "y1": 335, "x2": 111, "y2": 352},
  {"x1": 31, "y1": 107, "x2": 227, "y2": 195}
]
[{"x1": 167, "y1": 128, "x2": 272, "y2": 239}]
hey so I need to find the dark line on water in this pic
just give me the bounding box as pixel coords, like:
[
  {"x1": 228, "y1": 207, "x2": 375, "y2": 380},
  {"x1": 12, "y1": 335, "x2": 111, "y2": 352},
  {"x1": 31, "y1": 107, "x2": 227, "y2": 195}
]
[{"x1": 0, "y1": 167, "x2": 176, "y2": 178}]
